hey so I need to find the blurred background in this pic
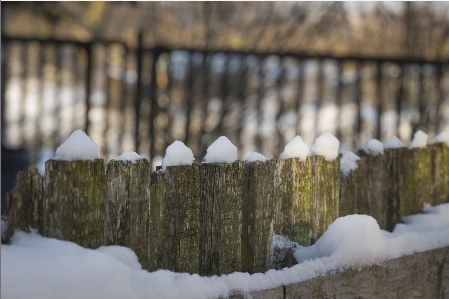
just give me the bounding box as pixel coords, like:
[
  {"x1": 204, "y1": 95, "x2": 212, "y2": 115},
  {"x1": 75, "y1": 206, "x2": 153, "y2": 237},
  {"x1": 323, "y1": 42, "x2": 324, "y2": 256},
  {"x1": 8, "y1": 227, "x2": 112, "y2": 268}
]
[{"x1": 1, "y1": 2, "x2": 449, "y2": 211}]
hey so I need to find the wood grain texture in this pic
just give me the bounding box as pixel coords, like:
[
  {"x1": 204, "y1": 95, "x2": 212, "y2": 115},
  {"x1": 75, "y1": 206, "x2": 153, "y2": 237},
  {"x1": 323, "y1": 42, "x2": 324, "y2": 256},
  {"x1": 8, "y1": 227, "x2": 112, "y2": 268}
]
[
  {"x1": 43, "y1": 159, "x2": 105, "y2": 249},
  {"x1": 5, "y1": 167, "x2": 43, "y2": 242},
  {"x1": 231, "y1": 246, "x2": 449, "y2": 299},
  {"x1": 148, "y1": 164, "x2": 201, "y2": 273},
  {"x1": 241, "y1": 160, "x2": 276, "y2": 274},
  {"x1": 310, "y1": 156, "x2": 340, "y2": 244},
  {"x1": 199, "y1": 161, "x2": 244, "y2": 276},
  {"x1": 273, "y1": 158, "x2": 312, "y2": 246},
  {"x1": 105, "y1": 159, "x2": 151, "y2": 269}
]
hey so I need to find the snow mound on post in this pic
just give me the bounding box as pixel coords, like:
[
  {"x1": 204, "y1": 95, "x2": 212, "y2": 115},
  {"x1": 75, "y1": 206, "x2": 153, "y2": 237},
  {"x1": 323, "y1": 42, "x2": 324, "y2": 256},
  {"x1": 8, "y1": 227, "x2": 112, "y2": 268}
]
[
  {"x1": 384, "y1": 136, "x2": 405, "y2": 150},
  {"x1": 114, "y1": 151, "x2": 144, "y2": 164},
  {"x1": 409, "y1": 130, "x2": 428, "y2": 149},
  {"x1": 434, "y1": 130, "x2": 449, "y2": 147},
  {"x1": 162, "y1": 141, "x2": 195, "y2": 170},
  {"x1": 203, "y1": 136, "x2": 237, "y2": 164},
  {"x1": 279, "y1": 135, "x2": 309, "y2": 161},
  {"x1": 364, "y1": 139, "x2": 384, "y2": 155},
  {"x1": 340, "y1": 151, "x2": 361, "y2": 177},
  {"x1": 245, "y1": 152, "x2": 269, "y2": 163},
  {"x1": 310, "y1": 133, "x2": 340, "y2": 161},
  {"x1": 53, "y1": 130, "x2": 99, "y2": 161}
]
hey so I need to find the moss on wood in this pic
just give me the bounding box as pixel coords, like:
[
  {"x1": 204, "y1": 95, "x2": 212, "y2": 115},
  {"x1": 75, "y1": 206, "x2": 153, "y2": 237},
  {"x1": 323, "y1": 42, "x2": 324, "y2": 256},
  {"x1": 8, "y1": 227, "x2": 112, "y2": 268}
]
[
  {"x1": 43, "y1": 159, "x2": 105, "y2": 249},
  {"x1": 5, "y1": 167, "x2": 43, "y2": 242}
]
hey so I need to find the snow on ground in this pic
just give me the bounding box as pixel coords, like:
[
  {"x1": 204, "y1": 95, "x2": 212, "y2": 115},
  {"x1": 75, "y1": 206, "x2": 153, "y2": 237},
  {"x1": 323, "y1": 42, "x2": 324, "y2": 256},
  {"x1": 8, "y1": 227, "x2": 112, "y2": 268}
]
[
  {"x1": 363, "y1": 139, "x2": 384, "y2": 156},
  {"x1": 114, "y1": 151, "x2": 144, "y2": 164},
  {"x1": 3, "y1": 202, "x2": 448, "y2": 299},
  {"x1": 279, "y1": 135, "x2": 309, "y2": 161},
  {"x1": 310, "y1": 132, "x2": 340, "y2": 161},
  {"x1": 434, "y1": 130, "x2": 449, "y2": 146},
  {"x1": 409, "y1": 130, "x2": 428, "y2": 149},
  {"x1": 339, "y1": 151, "x2": 361, "y2": 177},
  {"x1": 53, "y1": 129, "x2": 100, "y2": 161},
  {"x1": 203, "y1": 136, "x2": 237, "y2": 164},
  {"x1": 245, "y1": 152, "x2": 269, "y2": 163},
  {"x1": 383, "y1": 136, "x2": 405, "y2": 149},
  {"x1": 162, "y1": 141, "x2": 195, "y2": 170}
]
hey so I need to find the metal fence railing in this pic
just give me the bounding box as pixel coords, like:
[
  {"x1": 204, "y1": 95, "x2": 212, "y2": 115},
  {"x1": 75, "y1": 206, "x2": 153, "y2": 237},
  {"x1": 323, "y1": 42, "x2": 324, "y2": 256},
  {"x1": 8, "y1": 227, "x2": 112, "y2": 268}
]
[{"x1": 2, "y1": 34, "x2": 449, "y2": 171}]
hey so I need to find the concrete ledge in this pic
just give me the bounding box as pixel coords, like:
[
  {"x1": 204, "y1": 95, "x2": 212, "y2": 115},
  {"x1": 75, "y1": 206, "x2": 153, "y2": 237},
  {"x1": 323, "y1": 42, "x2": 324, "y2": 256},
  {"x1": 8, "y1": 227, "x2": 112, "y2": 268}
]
[{"x1": 230, "y1": 246, "x2": 449, "y2": 299}]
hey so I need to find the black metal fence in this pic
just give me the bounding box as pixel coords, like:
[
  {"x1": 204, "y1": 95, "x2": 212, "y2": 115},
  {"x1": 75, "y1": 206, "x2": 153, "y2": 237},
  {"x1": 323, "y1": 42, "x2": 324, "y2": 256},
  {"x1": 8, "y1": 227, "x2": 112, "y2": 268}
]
[{"x1": 2, "y1": 34, "x2": 449, "y2": 171}]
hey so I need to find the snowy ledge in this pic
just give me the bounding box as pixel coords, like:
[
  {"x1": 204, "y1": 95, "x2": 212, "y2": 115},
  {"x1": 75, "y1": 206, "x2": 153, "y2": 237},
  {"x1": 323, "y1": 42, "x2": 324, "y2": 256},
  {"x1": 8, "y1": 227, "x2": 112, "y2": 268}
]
[{"x1": 230, "y1": 246, "x2": 449, "y2": 298}]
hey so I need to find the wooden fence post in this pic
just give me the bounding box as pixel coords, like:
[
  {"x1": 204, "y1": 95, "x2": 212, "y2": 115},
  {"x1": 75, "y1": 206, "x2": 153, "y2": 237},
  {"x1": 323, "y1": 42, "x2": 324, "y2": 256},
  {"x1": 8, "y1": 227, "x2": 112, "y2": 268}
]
[
  {"x1": 432, "y1": 143, "x2": 449, "y2": 205},
  {"x1": 199, "y1": 161, "x2": 244, "y2": 276},
  {"x1": 4, "y1": 167, "x2": 43, "y2": 242},
  {"x1": 399, "y1": 147, "x2": 432, "y2": 216},
  {"x1": 310, "y1": 156, "x2": 340, "y2": 244},
  {"x1": 44, "y1": 159, "x2": 105, "y2": 248},
  {"x1": 105, "y1": 159, "x2": 151, "y2": 269},
  {"x1": 241, "y1": 160, "x2": 276, "y2": 273},
  {"x1": 148, "y1": 164, "x2": 201, "y2": 274},
  {"x1": 273, "y1": 158, "x2": 312, "y2": 246}
]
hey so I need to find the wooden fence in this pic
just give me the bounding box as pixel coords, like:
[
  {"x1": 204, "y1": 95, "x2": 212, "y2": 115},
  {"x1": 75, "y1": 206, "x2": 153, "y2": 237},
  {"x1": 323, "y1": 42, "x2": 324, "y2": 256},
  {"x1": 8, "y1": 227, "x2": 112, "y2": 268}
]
[{"x1": 3, "y1": 143, "x2": 449, "y2": 276}]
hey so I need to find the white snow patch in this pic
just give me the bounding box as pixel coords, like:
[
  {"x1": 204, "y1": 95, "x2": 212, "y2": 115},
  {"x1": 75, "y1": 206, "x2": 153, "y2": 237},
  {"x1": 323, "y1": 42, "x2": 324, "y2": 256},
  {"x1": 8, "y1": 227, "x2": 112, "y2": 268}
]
[
  {"x1": 114, "y1": 151, "x2": 144, "y2": 164},
  {"x1": 203, "y1": 136, "x2": 237, "y2": 164},
  {"x1": 295, "y1": 202, "x2": 449, "y2": 266},
  {"x1": 161, "y1": 141, "x2": 195, "y2": 170},
  {"x1": 2, "y1": 203, "x2": 449, "y2": 299},
  {"x1": 409, "y1": 130, "x2": 428, "y2": 149},
  {"x1": 434, "y1": 130, "x2": 449, "y2": 147},
  {"x1": 279, "y1": 135, "x2": 309, "y2": 161},
  {"x1": 245, "y1": 152, "x2": 269, "y2": 163},
  {"x1": 53, "y1": 130, "x2": 100, "y2": 161},
  {"x1": 364, "y1": 139, "x2": 384, "y2": 156},
  {"x1": 384, "y1": 136, "x2": 405, "y2": 150},
  {"x1": 340, "y1": 151, "x2": 361, "y2": 177},
  {"x1": 310, "y1": 133, "x2": 340, "y2": 161}
]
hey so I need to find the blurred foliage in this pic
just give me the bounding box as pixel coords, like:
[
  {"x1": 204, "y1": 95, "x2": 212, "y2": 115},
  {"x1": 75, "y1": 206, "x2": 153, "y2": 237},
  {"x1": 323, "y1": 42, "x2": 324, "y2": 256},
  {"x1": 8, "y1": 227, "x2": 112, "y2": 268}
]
[{"x1": 2, "y1": 2, "x2": 449, "y2": 60}]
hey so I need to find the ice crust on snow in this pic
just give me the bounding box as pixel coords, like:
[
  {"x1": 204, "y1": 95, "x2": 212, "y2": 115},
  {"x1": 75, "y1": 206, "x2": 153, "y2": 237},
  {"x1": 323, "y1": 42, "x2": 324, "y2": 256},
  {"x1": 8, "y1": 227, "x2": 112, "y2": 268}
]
[
  {"x1": 279, "y1": 135, "x2": 309, "y2": 161},
  {"x1": 364, "y1": 139, "x2": 384, "y2": 156},
  {"x1": 409, "y1": 130, "x2": 428, "y2": 149},
  {"x1": 2, "y1": 202, "x2": 449, "y2": 299},
  {"x1": 161, "y1": 141, "x2": 195, "y2": 170},
  {"x1": 114, "y1": 151, "x2": 144, "y2": 164},
  {"x1": 310, "y1": 133, "x2": 340, "y2": 161},
  {"x1": 434, "y1": 130, "x2": 449, "y2": 147},
  {"x1": 384, "y1": 136, "x2": 405, "y2": 150},
  {"x1": 340, "y1": 151, "x2": 361, "y2": 177},
  {"x1": 203, "y1": 136, "x2": 237, "y2": 164},
  {"x1": 245, "y1": 152, "x2": 269, "y2": 163},
  {"x1": 53, "y1": 130, "x2": 99, "y2": 161}
]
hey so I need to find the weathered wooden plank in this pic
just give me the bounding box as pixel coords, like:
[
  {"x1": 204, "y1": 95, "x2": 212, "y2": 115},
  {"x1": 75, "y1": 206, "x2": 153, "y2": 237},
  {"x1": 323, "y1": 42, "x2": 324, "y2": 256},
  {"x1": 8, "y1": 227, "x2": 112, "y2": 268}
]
[
  {"x1": 148, "y1": 164, "x2": 201, "y2": 273},
  {"x1": 241, "y1": 160, "x2": 276, "y2": 274},
  {"x1": 105, "y1": 159, "x2": 151, "y2": 269},
  {"x1": 285, "y1": 246, "x2": 449, "y2": 299},
  {"x1": 399, "y1": 146, "x2": 432, "y2": 216},
  {"x1": 199, "y1": 161, "x2": 244, "y2": 276},
  {"x1": 231, "y1": 246, "x2": 449, "y2": 299},
  {"x1": 165, "y1": 163, "x2": 201, "y2": 274},
  {"x1": 43, "y1": 159, "x2": 105, "y2": 249},
  {"x1": 341, "y1": 150, "x2": 390, "y2": 230},
  {"x1": 432, "y1": 143, "x2": 449, "y2": 205},
  {"x1": 273, "y1": 158, "x2": 312, "y2": 246},
  {"x1": 4, "y1": 167, "x2": 43, "y2": 242},
  {"x1": 310, "y1": 156, "x2": 340, "y2": 244},
  {"x1": 148, "y1": 170, "x2": 167, "y2": 272}
]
